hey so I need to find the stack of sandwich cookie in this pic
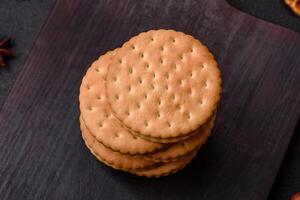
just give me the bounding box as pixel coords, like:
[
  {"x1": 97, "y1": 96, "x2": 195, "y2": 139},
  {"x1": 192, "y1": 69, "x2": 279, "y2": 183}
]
[{"x1": 79, "y1": 29, "x2": 222, "y2": 178}]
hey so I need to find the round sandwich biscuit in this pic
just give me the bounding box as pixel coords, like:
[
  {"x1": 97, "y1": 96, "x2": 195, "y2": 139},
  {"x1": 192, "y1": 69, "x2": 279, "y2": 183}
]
[{"x1": 106, "y1": 29, "x2": 221, "y2": 139}]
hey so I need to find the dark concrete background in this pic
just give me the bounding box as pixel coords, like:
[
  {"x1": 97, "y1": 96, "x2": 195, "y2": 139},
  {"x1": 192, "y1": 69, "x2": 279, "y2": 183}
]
[{"x1": 0, "y1": 0, "x2": 299, "y2": 199}]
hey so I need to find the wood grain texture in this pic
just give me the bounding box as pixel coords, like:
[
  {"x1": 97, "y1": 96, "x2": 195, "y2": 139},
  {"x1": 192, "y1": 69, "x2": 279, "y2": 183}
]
[{"x1": 0, "y1": 0, "x2": 300, "y2": 199}]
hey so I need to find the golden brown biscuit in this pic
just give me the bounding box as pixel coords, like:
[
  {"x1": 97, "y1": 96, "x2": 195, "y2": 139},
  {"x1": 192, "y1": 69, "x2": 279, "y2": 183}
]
[{"x1": 106, "y1": 29, "x2": 221, "y2": 139}]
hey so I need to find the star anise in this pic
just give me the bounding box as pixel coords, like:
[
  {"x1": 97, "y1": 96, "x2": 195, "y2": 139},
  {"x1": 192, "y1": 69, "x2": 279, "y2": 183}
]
[{"x1": 0, "y1": 38, "x2": 13, "y2": 67}]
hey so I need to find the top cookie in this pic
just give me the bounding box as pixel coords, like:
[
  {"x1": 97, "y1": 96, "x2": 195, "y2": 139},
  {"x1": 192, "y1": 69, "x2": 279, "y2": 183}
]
[{"x1": 106, "y1": 30, "x2": 221, "y2": 138}]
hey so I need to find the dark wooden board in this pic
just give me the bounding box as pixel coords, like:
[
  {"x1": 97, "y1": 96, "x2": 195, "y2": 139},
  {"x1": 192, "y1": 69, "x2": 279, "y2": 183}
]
[{"x1": 0, "y1": 0, "x2": 300, "y2": 199}]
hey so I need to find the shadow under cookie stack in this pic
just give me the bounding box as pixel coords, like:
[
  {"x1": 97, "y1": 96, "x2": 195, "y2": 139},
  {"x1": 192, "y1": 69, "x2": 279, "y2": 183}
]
[{"x1": 79, "y1": 30, "x2": 222, "y2": 178}]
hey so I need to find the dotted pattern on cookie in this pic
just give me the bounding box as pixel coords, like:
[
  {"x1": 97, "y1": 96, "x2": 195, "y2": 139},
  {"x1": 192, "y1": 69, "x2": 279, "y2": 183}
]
[
  {"x1": 129, "y1": 113, "x2": 214, "y2": 144},
  {"x1": 79, "y1": 50, "x2": 164, "y2": 155},
  {"x1": 106, "y1": 29, "x2": 221, "y2": 139}
]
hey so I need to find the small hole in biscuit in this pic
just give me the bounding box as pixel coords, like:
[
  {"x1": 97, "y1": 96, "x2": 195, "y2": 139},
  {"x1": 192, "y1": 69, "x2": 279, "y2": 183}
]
[
  {"x1": 97, "y1": 95, "x2": 102, "y2": 100},
  {"x1": 98, "y1": 122, "x2": 103, "y2": 127},
  {"x1": 143, "y1": 93, "x2": 148, "y2": 99},
  {"x1": 177, "y1": 80, "x2": 182, "y2": 85},
  {"x1": 146, "y1": 63, "x2": 150, "y2": 69},
  {"x1": 119, "y1": 59, "x2": 123, "y2": 64},
  {"x1": 88, "y1": 106, "x2": 93, "y2": 111},
  {"x1": 158, "y1": 99, "x2": 162, "y2": 105},
  {"x1": 140, "y1": 53, "x2": 144, "y2": 58},
  {"x1": 201, "y1": 64, "x2": 205, "y2": 69},
  {"x1": 86, "y1": 85, "x2": 91, "y2": 90},
  {"x1": 129, "y1": 68, "x2": 133, "y2": 75},
  {"x1": 125, "y1": 110, "x2": 130, "y2": 116},
  {"x1": 167, "y1": 122, "x2": 171, "y2": 127},
  {"x1": 144, "y1": 121, "x2": 149, "y2": 127},
  {"x1": 160, "y1": 59, "x2": 163, "y2": 64},
  {"x1": 128, "y1": 86, "x2": 131, "y2": 91},
  {"x1": 187, "y1": 113, "x2": 191, "y2": 120},
  {"x1": 133, "y1": 135, "x2": 137, "y2": 139},
  {"x1": 157, "y1": 112, "x2": 161, "y2": 118},
  {"x1": 189, "y1": 71, "x2": 193, "y2": 77},
  {"x1": 204, "y1": 82, "x2": 208, "y2": 87},
  {"x1": 172, "y1": 64, "x2": 177, "y2": 70},
  {"x1": 96, "y1": 68, "x2": 100, "y2": 73},
  {"x1": 171, "y1": 38, "x2": 176, "y2": 43},
  {"x1": 188, "y1": 89, "x2": 192, "y2": 95},
  {"x1": 165, "y1": 85, "x2": 169, "y2": 90},
  {"x1": 171, "y1": 94, "x2": 175, "y2": 100},
  {"x1": 136, "y1": 103, "x2": 141, "y2": 109},
  {"x1": 179, "y1": 55, "x2": 183, "y2": 60},
  {"x1": 115, "y1": 94, "x2": 119, "y2": 100},
  {"x1": 105, "y1": 113, "x2": 110, "y2": 118},
  {"x1": 114, "y1": 133, "x2": 119, "y2": 138},
  {"x1": 160, "y1": 46, "x2": 164, "y2": 51},
  {"x1": 139, "y1": 78, "x2": 143, "y2": 84},
  {"x1": 131, "y1": 45, "x2": 135, "y2": 50},
  {"x1": 176, "y1": 104, "x2": 181, "y2": 110},
  {"x1": 152, "y1": 72, "x2": 156, "y2": 79},
  {"x1": 165, "y1": 73, "x2": 170, "y2": 79},
  {"x1": 199, "y1": 99, "x2": 203, "y2": 104},
  {"x1": 150, "y1": 37, "x2": 154, "y2": 42},
  {"x1": 151, "y1": 84, "x2": 155, "y2": 90},
  {"x1": 190, "y1": 48, "x2": 194, "y2": 53},
  {"x1": 113, "y1": 77, "x2": 117, "y2": 82}
]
